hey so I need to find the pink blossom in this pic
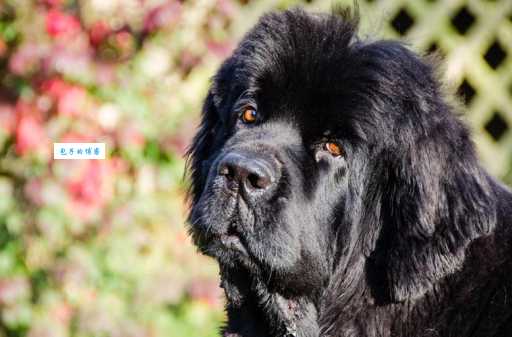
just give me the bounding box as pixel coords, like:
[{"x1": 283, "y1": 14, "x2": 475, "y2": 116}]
[
  {"x1": 43, "y1": 41, "x2": 93, "y2": 76},
  {"x1": 40, "y1": 79, "x2": 90, "y2": 116},
  {"x1": 51, "y1": 302, "x2": 74, "y2": 325},
  {"x1": 117, "y1": 123, "x2": 145, "y2": 149},
  {"x1": 15, "y1": 102, "x2": 48, "y2": 156},
  {"x1": 9, "y1": 43, "x2": 44, "y2": 76},
  {"x1": 42, "y1": 78, "x2": 88, "y2": 112},
  {"x1": 46, "y1": 9, "x2": 81, "y2": 38},
  {"x1": 66, "y1": 160, "x2": 114, "y2": 221},
  {"x1": 57, "y1": 85, "x2": 88, "y2": 117},
  {"x1": 143, "y1": 2, "x2": 182, "y2": 34},
  {"x1": 206, "y1": 40, "x2": 235, "y2": 58},
  {"x1": 0, "y1": 103, "x2": 15, "y2": 135}
]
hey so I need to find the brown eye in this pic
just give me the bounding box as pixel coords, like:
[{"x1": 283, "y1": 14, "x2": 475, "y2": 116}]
[
  {"x1": 241, "y1": 107, "x2": 257, "y2": 124},
  {"x1": 325, "y1": 142, "x2": 343, "y2": 157}
]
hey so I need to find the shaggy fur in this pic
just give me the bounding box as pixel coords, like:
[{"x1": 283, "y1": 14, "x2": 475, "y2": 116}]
[{"x1": 187, "y1": 7, "x2": 512, "y2": 337}]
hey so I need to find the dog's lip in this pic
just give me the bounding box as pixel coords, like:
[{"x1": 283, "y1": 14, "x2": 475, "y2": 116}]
[{"x1": 219, "y1": 233, "x2": 249, "y2": 255}]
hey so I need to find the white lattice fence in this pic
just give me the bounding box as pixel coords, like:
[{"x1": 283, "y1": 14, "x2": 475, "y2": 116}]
[{"x1": 375, "y1": 0, "x2": 512, "y2": 181}]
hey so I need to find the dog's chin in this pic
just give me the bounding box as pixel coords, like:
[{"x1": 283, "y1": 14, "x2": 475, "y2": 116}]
[
  {"x1": 209, "y1": 239, "x2": 262, "y2": 273},
  {"x1": 219, "y1": 233, "x2": 249, "y2": 255},
  {"x1": 191, "y1": 215, "x2": 257, "y2": 269}
]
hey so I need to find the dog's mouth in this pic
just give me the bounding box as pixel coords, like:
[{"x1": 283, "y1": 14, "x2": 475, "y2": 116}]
[
  {"x1": 219, "y1": 231, "x2": 249, "y2": 255},
  {"x1": 197, "y1": 219, "x2": 251, "y2": 260},
  {"x1": 191, "y1": 189, "x2": 261, "y2": 264}
]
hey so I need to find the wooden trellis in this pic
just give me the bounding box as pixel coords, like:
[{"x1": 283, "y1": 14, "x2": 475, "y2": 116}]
[{"x1": 236, "y1": 0, "x2": 512, "y2": 182}]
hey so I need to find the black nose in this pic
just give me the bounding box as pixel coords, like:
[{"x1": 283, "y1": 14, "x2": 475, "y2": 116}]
[{"x1": 218, "y1": 153, "x2": 274, "y2": 192}]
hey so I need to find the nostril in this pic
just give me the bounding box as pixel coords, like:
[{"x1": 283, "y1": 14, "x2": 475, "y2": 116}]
[
  {"x1": 247, "y1": 172, "x2": 271, "y2": 189},
  {"x1": 218, "y1": 153, "x2": 276, "y2": 193}
]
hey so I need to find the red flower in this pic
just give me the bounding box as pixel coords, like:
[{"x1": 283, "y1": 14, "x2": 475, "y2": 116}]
[
  {"x1": 15, "y1": 101, "x2": 48, "y2": 156},
  {"x1": 88, "y1": 21, "x2": 111, "y2": 47},
  {"x1": 46, "y1": 9, "x2": 81, "y2": 38},
  {"x1": 40, "y1": 77, "x2": 68, "y2": 98},
  {"x1": 41, "y1": 79, "x2": 89, "y2": 116}
]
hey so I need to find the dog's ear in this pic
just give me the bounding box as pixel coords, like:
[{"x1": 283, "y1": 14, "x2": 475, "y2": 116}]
[
  {"x1": 186, "y1": 57, "x2": 237, "y2": 204},
  {"x1": 186, "y1": 89, "x2": 219, "y2": 204},
  {"x1": 363, "y1": 42, "x2": 497, "y2": 302},
  {"x1": 372, "y1": 138, "x2": 496, "y2": 302}
]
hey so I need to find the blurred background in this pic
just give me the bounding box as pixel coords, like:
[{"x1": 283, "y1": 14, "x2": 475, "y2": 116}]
[{"x1": 0, "y1": 0, "x2": 510, "y2": 336}]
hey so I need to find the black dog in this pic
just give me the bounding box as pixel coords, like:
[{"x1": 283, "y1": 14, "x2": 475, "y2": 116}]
[{"x1": 187, "y1": 7, "x2": 512, "y2": 337}]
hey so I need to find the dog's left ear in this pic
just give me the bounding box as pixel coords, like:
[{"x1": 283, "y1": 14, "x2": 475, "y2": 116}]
[{"x1": 363, "y1": 41, "x2": 497, "y2": 302}]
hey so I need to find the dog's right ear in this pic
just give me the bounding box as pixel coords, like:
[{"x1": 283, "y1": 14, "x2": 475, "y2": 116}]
[
  {"x1": 186, "y1": 89, "x2": 219, "y2": 204},
  {"x1": 359, "y1": 41, "x2": 498, "y2": 303}
]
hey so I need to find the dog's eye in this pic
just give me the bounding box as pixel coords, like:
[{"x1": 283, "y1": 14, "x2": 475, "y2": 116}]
[
  {"x1": 325, "y1": 142, "x2": 343, "y2": 157},
  {"x1": 241, "y1": 107, "x2": 257, "y2": 124}
]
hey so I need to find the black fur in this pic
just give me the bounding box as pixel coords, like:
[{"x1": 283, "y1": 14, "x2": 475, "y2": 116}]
[{"x1": 186, "y1": 7, "x2": 512, "y2": 337}]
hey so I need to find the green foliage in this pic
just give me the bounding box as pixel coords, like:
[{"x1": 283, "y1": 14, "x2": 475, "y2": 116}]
[{"x1": 0, "y1": 0, "x2": 241, "y2": 336}]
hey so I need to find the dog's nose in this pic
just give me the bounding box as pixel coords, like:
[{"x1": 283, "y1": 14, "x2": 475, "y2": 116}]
[{"x1": 218, "y1": 153, "x2": 274, "y2": 192}]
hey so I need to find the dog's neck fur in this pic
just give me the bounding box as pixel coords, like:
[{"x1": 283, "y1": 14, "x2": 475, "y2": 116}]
[
  {"x1": 221, "y1": 178, "x2": 512, "y2": 337},
  {"x1": 221, "y1": 262, "x2": 322, "y2": 337}
]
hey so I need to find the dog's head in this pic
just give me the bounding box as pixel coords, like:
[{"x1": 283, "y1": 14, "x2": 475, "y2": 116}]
[{"x1": 187, "y1": 7, "x2": 496, "y2": 309}]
